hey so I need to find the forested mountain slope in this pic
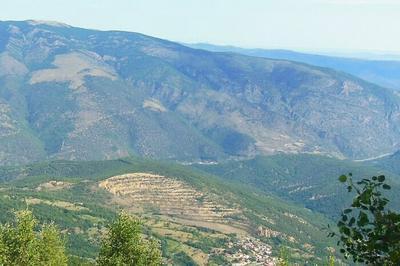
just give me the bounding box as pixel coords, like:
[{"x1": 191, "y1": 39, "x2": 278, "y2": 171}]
[
  {"x1": 195, "y1": 154, "x2": 400, "y2": 218},
  {"x1": 1, "y1": 20, "x2": 400, "y2": 165}
]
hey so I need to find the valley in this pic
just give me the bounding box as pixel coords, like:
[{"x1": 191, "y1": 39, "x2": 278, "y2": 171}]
[{"x1": 0, "y1": 19, "x2": 399, "y2": 265}]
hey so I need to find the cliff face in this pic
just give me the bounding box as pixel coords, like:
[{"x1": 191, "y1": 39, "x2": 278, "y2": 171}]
[{"x1": 1, "y1": 20, "x2": 399, "y2": 165}]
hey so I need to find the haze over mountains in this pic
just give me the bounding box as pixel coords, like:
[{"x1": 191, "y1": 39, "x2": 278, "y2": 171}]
[
  {"x1": 188, "y1": 43, "x2": 400, "y2": 91},
  {"x1": 1, "y1": 20, "x2": 400, "y2": 166}
]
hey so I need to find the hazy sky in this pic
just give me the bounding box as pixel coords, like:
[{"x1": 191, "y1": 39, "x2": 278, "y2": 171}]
[{"x1": 2, "y1": 0, "x2": 400, "y2": 53}]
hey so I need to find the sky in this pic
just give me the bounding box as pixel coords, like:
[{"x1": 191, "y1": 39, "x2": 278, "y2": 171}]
[{"x1": 2, "y1": 0, "x2": 400, "y2": 54}]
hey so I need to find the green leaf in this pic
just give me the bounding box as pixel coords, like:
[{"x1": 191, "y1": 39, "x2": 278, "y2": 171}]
[
  {"x1": 382, "y1": 184, "x2": 391, "y2": 190},
  {"x1": 343, "y1": 227, "x2": 351, "y2": 236},
  {"x1": 337, "y1": 221, "x2": 345, "y2": 227},
  {"x1": 378, "y1": 175, "x2": 385, "y2": 182},
  {"x1": 348, "y1": 217, "x2": 355, "y2": 227},
  {"x1": 339, "y1": 175, "x2": 347, "y2": 183},
  {"x1": 352, "y1": 199, "x2": 361, "y2": 207},
  {"x1": 343, "y1": 208, "x2": 352, "y2": 214},
  {"x1": 358, "y1": 212, "x2": 369, "y2": 226}
]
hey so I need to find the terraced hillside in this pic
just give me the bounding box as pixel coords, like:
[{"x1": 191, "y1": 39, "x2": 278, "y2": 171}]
[
  {"x1": 99, "y1": 173, "x2": 247, "y2": 233},
  {"x1": 0, "y1": 157, "x2": 341, "y2": 265}
]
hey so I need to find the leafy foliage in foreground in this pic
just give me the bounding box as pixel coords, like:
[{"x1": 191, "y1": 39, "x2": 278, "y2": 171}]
[
  {"x1": 0, "y1": 210, "x2": 68, "y2": 266},
  {"x1": 0, "y1": 210, "x2": 163, "y2": 266},
  {"x1": 97, "y1": 212, "x2": 162, "y2": 266},
  {"x1": 331, "y1": 174, "x2": 400, "y2": 265}
]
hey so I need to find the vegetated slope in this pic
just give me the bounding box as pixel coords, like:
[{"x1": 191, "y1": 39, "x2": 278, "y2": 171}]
[
  {"x1": 188, "y1": 43, "x2": 400, "y2": 90},
  {"x1": 0, "y1": 157, "x2": 340, "y2": 264},
  {"x1": 194, "y1": 154, "x2": 400, "y2": 219},
  {"x1": 1, "y1": 20, "x2": 400, "y2": 165}
]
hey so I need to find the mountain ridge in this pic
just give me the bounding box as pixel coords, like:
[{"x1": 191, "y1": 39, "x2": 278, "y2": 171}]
[
  {"x1": 1, "y1": 20, "x2": 400, "y2": 165},
  {"x1": 186, "y1": 43, "x2": 400, "y2": 90}
]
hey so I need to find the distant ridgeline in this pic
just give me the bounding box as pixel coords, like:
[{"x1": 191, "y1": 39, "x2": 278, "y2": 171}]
[
  {"x1": 187, "y1": 43, "x2": 400, "y2": 91},
  {"x1": 0, "y1": 20, "x2": 400, "y2": 165}
]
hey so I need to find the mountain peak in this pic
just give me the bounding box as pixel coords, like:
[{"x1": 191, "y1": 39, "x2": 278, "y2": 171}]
[{"x1": 25, "y1": 19, "x2": 71, "y2": 28}]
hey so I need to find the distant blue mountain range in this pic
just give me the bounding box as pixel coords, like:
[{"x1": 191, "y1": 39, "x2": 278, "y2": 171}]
[{"x1": 187, "y1": 43, "x2": 400, "y2": 91}]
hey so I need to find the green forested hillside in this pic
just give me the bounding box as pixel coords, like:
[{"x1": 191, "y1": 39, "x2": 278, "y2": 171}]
[
  {"x1": 195, "y1": 154, "x2": 400, "y2": 219},
  {"x1": 0, "y1": 156, "x2": 344, "y2": 264}
]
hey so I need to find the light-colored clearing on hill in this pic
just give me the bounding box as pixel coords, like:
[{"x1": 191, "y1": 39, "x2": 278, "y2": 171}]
[
  {"x1": 25, "y1": 197, "x2": 88, "y2": 211},
  {"x1": 0, "y1": 53, "x2": 28, "y2": 76},
  {"x1": 36, "y1": 180, "x2": 73, "y2": 191},
  {"x1": 29, "y1": 52, "x2": 117, "y2": 89},
  {"x1": 27, "y1": 20, "x2": 71, "y2": 28},
  {"x1": 99, "y1": 173, "x2": 246, "y2": 235},
  {"x1": 180, "y1": 245, "x2": 209, "y2": 266},
  {"x1": 170, "y1": 217, "x2": 248, "y2": 236},
  {"x1": 152, "y1": 227, "x2": 192, "y2": 242},
  {"x1": 0, "y1": 103, "x2": 18, "y2": 137},
  {"x1": 143, "y1": 99, "x2": 167, "y2": 112},
  {"x1": 164, "y1": 237, "x2": 209, "y2": 266},
  {"x1": 146, "y1": 216, "x2": 230, "y2": 242},
  {"x1": 341, "y1": 80, "x2": 363, "y2": 96},
  {"x1": 80, "y1": 214, "x2": 106, "y2": 224}
]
